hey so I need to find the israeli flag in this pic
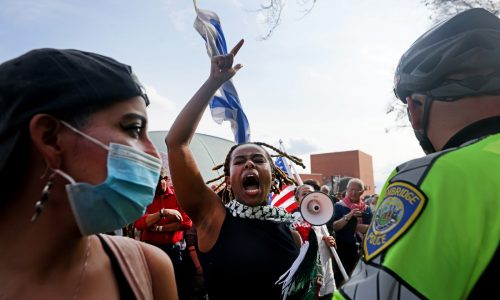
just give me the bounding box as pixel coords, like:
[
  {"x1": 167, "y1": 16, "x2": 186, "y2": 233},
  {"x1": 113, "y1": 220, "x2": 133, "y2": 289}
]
[{"x1": 193, "y1": 2, "x2": 251, "y2": 144}]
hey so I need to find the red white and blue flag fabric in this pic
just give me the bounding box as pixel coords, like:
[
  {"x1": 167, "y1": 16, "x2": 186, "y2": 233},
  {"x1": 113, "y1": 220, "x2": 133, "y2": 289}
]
[
  {"x1": 270, "y1": 157, "x2": 298, "y2": 212},
  {"x1": 270, "y1": 185, "x2": 297, "y2": 213},
  {"x1": 275, "y1": 156, "x2": 290, "y2": 175},
  {"x1": 193, "y1": 2, "x2": 250, "y2": 144}
]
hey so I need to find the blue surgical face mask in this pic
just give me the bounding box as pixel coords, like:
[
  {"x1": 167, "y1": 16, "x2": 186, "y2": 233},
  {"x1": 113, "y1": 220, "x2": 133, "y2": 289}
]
[{"x1": 55, "y1": 121, "x2": 161, "y2": 235}]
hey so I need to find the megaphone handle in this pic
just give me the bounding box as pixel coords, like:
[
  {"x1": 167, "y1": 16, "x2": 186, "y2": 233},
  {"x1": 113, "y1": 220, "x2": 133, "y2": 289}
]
[{"x1": 320, "y1": 225, "x2": 350, "y2": 282}]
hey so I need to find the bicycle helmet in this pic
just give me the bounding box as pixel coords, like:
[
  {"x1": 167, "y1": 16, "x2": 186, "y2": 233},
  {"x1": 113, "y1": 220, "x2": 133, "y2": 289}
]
[
  {"x1": 393, "y1": 8, "x2": 500, "y2": 154},
  {"x1": 394, "y1": 8, "x2": 500, "y2": 103}
]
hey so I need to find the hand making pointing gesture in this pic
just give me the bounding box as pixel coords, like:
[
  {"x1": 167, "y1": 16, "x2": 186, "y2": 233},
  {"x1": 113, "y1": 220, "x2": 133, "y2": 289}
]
[{"x1": 210, "y1": 39, "x2": 244, "y2": 84}]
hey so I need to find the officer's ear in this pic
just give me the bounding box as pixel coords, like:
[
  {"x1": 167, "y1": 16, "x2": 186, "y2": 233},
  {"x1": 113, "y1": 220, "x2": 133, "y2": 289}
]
[{"x1": 407, "y1": 96, "x2": 424, "y2": 131}]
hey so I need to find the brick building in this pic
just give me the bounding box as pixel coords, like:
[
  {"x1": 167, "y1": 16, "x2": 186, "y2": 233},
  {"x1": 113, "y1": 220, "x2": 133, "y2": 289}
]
[{"x1": 300, "y1": 150, "x2": 375, "y2": 196}]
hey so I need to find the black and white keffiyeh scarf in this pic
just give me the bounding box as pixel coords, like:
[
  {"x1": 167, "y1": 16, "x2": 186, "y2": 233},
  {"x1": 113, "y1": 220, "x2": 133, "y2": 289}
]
[
  {"x1": 225, "y1": 200, "x2": 298, "y2": 223},
  {"x1": 225, "y1": 200, "x2": 320, "y2": 300}
]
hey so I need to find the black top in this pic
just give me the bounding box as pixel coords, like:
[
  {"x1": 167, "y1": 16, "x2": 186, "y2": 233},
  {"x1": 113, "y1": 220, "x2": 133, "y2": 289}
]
[
  {"x1": 442, "y1": 116, "x2": 500, "y2": 150},
  {"x1": 333, "y1": 204, "x2": 372, "y2": 245},
  {"x1": 199, "y1": 209, "x2": 300, "y2": 299}
]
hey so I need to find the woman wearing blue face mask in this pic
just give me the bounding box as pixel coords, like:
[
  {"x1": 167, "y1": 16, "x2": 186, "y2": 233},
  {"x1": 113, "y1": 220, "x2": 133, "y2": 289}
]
[{"x1": 0, "y1": 49, "x2": 177, "y2": 299}]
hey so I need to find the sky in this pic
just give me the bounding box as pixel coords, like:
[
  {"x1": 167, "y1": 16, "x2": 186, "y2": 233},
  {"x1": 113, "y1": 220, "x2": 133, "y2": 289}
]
[{"x1": 0, "y1": 0, "x2": 435, "y2": 193}]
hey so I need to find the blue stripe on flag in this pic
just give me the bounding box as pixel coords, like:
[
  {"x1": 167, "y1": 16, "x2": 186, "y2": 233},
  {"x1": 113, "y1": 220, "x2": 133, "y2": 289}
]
[
  {"x1": 209, "y1": 19, "x2": 227, "y2": 54},
  {"x1": 194, "y1": 4, "x2": 250, "y2": 144}
]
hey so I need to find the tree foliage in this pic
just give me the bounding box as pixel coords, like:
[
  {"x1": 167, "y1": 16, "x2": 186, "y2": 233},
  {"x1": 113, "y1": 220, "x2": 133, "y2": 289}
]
[
  {"x1": 254, "y1": 0, "x2": 317, "y2": 40},
  {"x1": 255, "y1": 0, "x2": 499, "y2": 39},
  {"x1": 423, "y1": 0, "x2": 500, "y2": 23}
]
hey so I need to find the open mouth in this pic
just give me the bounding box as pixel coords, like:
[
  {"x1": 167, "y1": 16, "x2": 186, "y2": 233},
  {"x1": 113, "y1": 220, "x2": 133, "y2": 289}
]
[{"x1": 242, "y1": 174, "x2": 260, "y2": 195}]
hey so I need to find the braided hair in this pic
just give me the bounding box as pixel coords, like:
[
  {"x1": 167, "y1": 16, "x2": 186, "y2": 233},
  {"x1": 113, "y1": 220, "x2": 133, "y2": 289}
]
[{"x1": 206, "y1": 142, "x2": 305, "y2": 203}]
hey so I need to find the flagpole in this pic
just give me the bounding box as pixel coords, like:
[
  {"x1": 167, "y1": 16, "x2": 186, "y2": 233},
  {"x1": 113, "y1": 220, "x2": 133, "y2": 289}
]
[
  {"x1": 192, "y1": 0, "x2": 199, "y2": 15},
  {"x1": 278, "y1": 139, "x2": 350, "y2": 282},
  {"x1": 278, "y1": 139, "x2": 302, "y2": 185},
  {"x1": 278, "y1": 139, "x2": 295, "y2": 182}
]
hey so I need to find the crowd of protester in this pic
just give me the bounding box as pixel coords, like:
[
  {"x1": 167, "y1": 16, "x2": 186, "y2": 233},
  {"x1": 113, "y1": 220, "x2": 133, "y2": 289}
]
[
  {"x1": 116, "y1": 170, "x2": 387, "y2": 299},
  {"x1": 106, "y1": 164, "x2": 399, "y2": 299},
  {"x1": 122, "y1": 173, "x2": 375, "y2": 299}
]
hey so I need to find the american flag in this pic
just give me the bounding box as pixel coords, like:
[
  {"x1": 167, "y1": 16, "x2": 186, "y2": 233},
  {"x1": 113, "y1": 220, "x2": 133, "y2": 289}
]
[{"x1": 270, "y1": 157, "x2": 298, "y2": 212}]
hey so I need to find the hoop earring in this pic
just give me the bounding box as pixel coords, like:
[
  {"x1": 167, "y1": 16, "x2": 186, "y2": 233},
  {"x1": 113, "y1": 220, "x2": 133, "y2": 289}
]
[{"x1": 31, "y1": 173, "x2": 56, "y2": 223}]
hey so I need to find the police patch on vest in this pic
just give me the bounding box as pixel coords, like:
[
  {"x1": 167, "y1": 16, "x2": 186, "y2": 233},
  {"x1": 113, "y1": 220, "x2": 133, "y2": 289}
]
[{"x1": 363, "y1": 181, "x2": 426, "y2": 261}]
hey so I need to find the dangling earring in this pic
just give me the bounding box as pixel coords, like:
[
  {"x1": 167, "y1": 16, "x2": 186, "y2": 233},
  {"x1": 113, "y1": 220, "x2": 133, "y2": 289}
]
[{"x1": 31, "y1": 173, "x2": 56, "y2": 223}]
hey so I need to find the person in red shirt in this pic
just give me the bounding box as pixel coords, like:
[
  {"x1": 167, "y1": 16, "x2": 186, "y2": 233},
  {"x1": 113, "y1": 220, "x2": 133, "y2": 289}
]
[{"x1": 135, "y1": 173, "x2": 192, "y2": 299}]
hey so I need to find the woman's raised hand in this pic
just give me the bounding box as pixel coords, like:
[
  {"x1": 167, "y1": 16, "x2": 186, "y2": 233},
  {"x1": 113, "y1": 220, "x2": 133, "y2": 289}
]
[{"x1": 210, "y1": 39, "x2": 244, "y2": 84}]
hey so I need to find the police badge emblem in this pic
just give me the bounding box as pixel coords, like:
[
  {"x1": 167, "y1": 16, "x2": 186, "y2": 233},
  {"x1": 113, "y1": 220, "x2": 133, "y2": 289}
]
[{"x1": 363, "y1": 181, "x2": 427, "y2": 261}]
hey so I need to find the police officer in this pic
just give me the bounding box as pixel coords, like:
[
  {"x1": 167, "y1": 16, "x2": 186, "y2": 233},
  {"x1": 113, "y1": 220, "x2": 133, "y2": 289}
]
[{"x1": 335, "y1": 8, "x2": 500, "y2": 299}]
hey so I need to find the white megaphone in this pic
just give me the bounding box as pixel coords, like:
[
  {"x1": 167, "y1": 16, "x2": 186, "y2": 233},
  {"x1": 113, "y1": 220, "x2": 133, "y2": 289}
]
[
  {"x1": 299, "y1": 192, "x2": 334, "y2": 226},
  {"x1": 299, "y1": 191, "x2": 350, "y2": 282}
]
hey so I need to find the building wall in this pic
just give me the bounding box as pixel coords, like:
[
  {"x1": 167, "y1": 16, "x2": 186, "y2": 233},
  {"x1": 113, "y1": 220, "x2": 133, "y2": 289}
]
[
  {"x1": 358, "y1": 151, "x2": 375, "y2": 194},
  {"x1": 309, "y1": 150, "x2": 375, "y2": 195}
]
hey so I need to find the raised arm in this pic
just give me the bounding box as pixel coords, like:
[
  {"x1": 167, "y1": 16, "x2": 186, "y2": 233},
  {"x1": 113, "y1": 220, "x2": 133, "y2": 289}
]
[{"x1": 165, "y1": 40, "x2": 244, "y2": 227}]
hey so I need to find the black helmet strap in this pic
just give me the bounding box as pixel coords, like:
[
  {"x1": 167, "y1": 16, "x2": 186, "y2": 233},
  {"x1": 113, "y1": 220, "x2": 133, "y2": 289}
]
[{"x1": 414, "y1": 94, "x2": 436, "y2": 154}]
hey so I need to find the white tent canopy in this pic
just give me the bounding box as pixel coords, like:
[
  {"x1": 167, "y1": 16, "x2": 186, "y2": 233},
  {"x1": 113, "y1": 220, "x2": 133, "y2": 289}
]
[{"x1": 149, "y1": 131, "x2": 235, "y2": 183}]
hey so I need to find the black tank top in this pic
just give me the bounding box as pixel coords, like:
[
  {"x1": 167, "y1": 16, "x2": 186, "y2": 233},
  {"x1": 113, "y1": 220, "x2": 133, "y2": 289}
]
[{"x1": 199, "y1": 209, "x2": 300, "y2": 299}]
